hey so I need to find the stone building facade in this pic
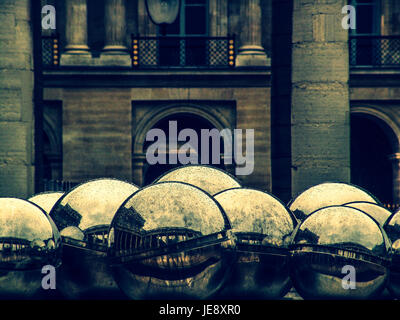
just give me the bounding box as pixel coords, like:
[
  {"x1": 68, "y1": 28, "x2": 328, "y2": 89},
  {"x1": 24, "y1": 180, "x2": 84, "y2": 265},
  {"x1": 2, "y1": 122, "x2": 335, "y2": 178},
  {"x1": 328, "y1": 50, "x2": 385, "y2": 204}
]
[
  {"x1": 41, "y1": 0, "x2": 272, "y2": 192},
  {"x1": 1, "y1": 0, "x2": 400, "y2": 206}
]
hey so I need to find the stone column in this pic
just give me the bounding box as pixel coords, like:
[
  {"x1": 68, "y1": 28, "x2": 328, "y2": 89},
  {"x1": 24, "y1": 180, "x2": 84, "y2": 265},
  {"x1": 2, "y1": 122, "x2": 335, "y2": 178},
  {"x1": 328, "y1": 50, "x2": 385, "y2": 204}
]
[
  {"x1": 209, "y1": 0, "x2": 228, "y2": 66},
  {"x1": 381, "y1": 0, "x2": 400, "y2": 64},
  {"x1": 138, "y1": 0, "x2": 157, "y2": 36},
  {"x1": 0, "y1": 0, "x2": 36, "y2": 197},
  {"x1": 209, "y1": 0, "x2": 228, "y2": 37},
  {"x1": 64, "y1": 0, "x2": 90, "y2": 54},
  {"x1": 382, "y1": 0, "x2": 400, "y2": 35},
  {"x1": 61, "y1": 0, "x2": 92, "y2": 66},
  {"x1": 236, "y1": 0, "x2": 269, "y2": 66},
  {"x1": 100, "y1": 0, "x2": 131, "y2": 66},
  {"x1": 389, "y1": 153, "x2": 400, "y2": 205},
  {"x1": 291, "y1": 0, "x2": 350, "y2": 197},
  {"x1": 102, "y1": 0, "x2": 128, "y2": 54}
]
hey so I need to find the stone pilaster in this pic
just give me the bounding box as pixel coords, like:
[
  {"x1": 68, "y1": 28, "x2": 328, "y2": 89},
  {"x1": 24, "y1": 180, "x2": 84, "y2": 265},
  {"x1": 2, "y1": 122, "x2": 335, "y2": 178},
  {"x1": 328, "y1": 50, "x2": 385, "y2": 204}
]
[
  {"x1": 209, "y1": 0, "x2": 228, "y2": 37},
  {"x1": 138, "y1": 0, "x2": 157, "y2": 36},
  {"x1": 382, "y1": 0, "x2": 400, "y2": 35},
  {"x1": 133, "y1": 154, "x2": 146, "y2": 187},
  {"x1": 209, "y1": 0, "x2": 228, "y2": 66},
  {"x1": 291, "y1": 0, "x2": 350, "y2": 197},
  {"x1": 236, "y1": 0, "x2": 269, "y2": 67},
  {"x1": 389, "y1": 153, "x2": 400, "y2": 205}
]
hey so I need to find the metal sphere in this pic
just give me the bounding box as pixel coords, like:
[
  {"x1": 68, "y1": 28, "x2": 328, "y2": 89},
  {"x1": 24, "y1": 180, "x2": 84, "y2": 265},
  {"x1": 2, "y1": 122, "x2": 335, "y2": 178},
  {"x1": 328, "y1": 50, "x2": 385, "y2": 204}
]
[
  {"x1": 49, "y1": 178, "x2": 139, "y2": 299},
  {"x1": 383, "y1": 209, "x2": 400, "y2": 298},
  {"x1": 108, "y1": 181, "x2": 235, "y2": 299},
  {"x1": 0, "y1": 198, "x2": 61, "y2": 299},
  {"x1": 214, "y1": 188, "x2": 297, "y2": 299},
  {"x1": 290, "y1": 206, "x2": 390, "y2": 299},
  {"x1": 28, "y1": 191, "x2": 64, "y2": 214},
  {"x1": 289, "y1": 182, "x2": 379, "y2": 221},
  {"x1": 154, "y1": 165, "x2": 241, "y2": 195},
  {"x1": 343, "y1": 202, "x2": 392, "y2": 226}
]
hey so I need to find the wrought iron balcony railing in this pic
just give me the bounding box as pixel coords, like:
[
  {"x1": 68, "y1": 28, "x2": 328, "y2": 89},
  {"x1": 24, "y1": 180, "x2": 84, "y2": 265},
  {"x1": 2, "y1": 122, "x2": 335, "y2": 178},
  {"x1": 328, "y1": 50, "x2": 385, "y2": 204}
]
[
  {"x1": 131, "y1": 35, "x2": 236, "y2": 69},
  {"x1": 349, "y1": 35, "x2": 400, "y2": 67},
  {"x1": 42, "y1": 34, "x2": 60, "y2": 69},
  {"x1": 42, "y1": 34, "x2": 400, "y2": 69}
]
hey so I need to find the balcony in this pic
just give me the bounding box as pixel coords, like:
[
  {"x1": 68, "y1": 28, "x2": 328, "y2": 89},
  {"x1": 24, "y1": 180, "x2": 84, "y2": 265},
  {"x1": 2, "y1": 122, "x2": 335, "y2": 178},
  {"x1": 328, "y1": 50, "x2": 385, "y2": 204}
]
[
  {"x1": 42, "y1": 35, "x2": 60, "y2": 69},
  {"x1": 40, "y1": 34, "x2": 236, "y2": 70},
  {"x1": 131, "y1": 35, "x2": 236, "y2": 69},
  {"x1": 349, "y1": 35, "x2": 400, "y2": 68}
]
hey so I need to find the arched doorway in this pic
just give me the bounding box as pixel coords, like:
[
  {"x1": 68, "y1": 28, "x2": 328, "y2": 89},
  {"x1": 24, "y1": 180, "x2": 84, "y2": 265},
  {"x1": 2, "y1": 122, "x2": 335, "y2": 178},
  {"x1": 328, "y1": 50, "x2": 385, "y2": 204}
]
[
  {"x1": 142, "y1": 113, "x2": 227, "y2": 185},
  {"x1": 351, "y1": 108, "x2": 400, "y2": 205}
]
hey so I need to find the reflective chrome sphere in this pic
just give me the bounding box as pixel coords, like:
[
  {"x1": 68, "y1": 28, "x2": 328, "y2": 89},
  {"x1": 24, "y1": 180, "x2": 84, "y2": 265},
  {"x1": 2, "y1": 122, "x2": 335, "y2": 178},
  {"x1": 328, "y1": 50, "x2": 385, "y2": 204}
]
[
  {"x1": 290, "y1": 206, "x2": 390, "y2": 299},
  {"x1": 214, "y1": 188, "x2": 297, "y2": 299},
  {"x1": 49, "y1": 178, "x2": 139, "y2": 299},
  {"x1": 154, "y1": 165, "x2": 241, "y2": 195},
  {"x1": 383, "y1": 209, "x2": 400, "y2": 298},
  {"x1": 0, "y1": 198, "x2": 61, "y2": 299},
  {"x1": 289, "y1": 183, "x2": 379, "y2": 221},
  {"x1": 28, "y1": 192, "x2": 64, "y2": 214},
  {"x1": 343, "y1": 202, "x2": 391, "y2": 226},
  {"x1": 108, "y1": 181, "x2": 235, "y2": 299}
]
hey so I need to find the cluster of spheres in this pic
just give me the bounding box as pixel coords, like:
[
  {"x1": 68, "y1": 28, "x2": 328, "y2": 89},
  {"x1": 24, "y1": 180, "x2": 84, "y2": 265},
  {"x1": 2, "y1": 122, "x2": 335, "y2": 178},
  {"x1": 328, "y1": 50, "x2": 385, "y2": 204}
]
[{"x1": 1, "y1": 165, "x2": 400, "y2": 299}]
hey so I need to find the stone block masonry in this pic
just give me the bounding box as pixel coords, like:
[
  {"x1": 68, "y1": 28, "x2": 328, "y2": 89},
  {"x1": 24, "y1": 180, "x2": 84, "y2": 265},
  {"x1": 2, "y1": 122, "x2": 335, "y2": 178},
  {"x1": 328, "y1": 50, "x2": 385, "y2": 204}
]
[
  {"x1": 291, "y1": 0, "x2": 350, "y2": 197},
  {"x1": 0, "y1": 0, "x2": 35, "y2": 198}
]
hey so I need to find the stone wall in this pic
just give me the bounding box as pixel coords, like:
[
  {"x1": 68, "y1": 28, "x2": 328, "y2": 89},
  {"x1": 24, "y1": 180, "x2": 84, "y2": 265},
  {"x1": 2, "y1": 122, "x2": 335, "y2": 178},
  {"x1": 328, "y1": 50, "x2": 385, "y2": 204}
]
[
  {"x1": 0, "y1": 0, "x2": 35, "y2": 198},
  {"x1": 44, "y1": 86, "x2": 271, "y2": 191}
]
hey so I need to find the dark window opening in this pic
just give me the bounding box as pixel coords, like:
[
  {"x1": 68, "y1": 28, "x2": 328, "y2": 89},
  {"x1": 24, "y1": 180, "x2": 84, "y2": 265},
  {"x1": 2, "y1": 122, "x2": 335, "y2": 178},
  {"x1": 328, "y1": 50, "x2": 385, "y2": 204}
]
[{"x1": 158, "y1": 0, "x2": 208, "y2": 67}]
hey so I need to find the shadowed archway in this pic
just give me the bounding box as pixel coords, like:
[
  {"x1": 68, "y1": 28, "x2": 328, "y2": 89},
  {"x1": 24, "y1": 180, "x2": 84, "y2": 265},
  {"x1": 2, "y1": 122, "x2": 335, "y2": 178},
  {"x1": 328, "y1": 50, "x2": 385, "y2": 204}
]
[
  {"x1": 351, "y1": 107, "x2": 400, "y2": 205},
  {"x1": 142, "y1": 113, "x2": 227, "y2": 185}
]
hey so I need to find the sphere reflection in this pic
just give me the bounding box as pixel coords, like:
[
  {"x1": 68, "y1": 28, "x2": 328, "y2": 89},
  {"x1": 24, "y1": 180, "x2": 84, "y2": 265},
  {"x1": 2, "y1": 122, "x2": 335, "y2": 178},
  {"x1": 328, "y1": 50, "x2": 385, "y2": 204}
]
[
  {"x1": 290, "y1": 206, "x2": 390, "y2": 299},
  {"x1": 383, "y1": 208, "x2": 400, "y2": 298},
  {"x1": 343, "y1": 202, "x2": 391, "y2": 226},
  {"x1": 154, "y1": 165, "x2": 241, "y2": 195},
  {"x1": 28, "y1": 192, "x2": 64, "y2": 215},
  {"x1": 108, "y1": 181, "x2": 234, "y2": 299},
  {"x1": 214, "y1": 188, "x2": 297, "y2": 299},
  {"x1": 289, "y1": 183, "x2": 379, "y2": 221},
  {"x1": 49, "y1": 178, "x2": 138, "y2": 299},
  {"x1": 0, "y1": 198, "x2": 61, "y2": 299}
]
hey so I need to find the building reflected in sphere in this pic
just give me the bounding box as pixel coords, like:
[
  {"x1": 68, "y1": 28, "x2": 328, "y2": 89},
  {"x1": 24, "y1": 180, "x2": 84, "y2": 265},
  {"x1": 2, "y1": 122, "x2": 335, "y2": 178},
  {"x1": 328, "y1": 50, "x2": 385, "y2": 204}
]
[
  {"x1": 49, "y1": 178, "x2": 138, "y2": 299},
  {"x1": 290, "y1": 206, "x2": 390, "y2": 299},
  {"x1": 108, "y1": 181, "x2": 235, "y2": 299},
  {"x1": 0, "y1": 198, "x2": 61, "y2": 299},
  {"x1": 383, "y1": 208, "x2": 400, "y2": 298},
  {"x1": 214, "y1": 188, "x2": 297, "y2": 299}
]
